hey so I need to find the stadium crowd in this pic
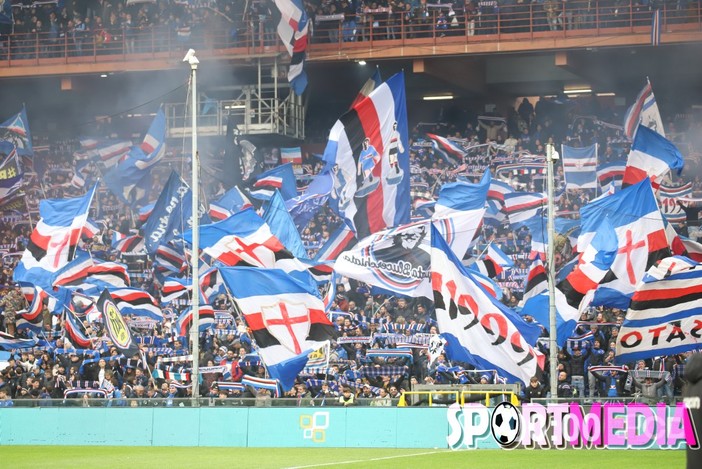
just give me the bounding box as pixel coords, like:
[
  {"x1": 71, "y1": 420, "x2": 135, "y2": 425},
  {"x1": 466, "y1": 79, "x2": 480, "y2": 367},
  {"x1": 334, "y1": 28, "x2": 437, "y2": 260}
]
[
  {"x1": 1, "y1": 0, "x2": 699, "y2": 59},
  {"x1": 0, "y1": 90, "x2": 701, "y2": 408}
]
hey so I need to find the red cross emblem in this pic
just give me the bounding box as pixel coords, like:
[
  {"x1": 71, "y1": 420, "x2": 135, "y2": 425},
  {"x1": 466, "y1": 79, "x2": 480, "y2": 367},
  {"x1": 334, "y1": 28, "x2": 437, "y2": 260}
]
[
  {"x1": 48, "y1": 232, "x2": 71, "y2": 268},
  {"x1": 227, "y1": 237, "x2": 267, "y2": 266},
  {"x1": 261, "y1": 301, "x2": 310, "y2": 354},
  {"x1": 617, "y1": 229, "x2": 646, "y2": 285}
]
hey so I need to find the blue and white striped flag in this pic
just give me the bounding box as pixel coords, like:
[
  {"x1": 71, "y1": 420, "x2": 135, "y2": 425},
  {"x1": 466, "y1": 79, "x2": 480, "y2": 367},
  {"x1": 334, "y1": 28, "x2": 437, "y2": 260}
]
[{"x1": 562, "y1": 143, "x2": 598, "y2": 190}]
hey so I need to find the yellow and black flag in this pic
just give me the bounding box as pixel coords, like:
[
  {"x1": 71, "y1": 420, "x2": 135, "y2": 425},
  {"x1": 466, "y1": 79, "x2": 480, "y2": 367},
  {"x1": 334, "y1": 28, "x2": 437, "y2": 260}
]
[{"x1": 98, "y1": 289, "x2": 139, "y2": 357}]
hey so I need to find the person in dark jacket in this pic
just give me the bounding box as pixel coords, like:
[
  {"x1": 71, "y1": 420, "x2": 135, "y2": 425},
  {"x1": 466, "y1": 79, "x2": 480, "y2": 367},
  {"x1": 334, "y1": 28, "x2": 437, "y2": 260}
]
[
  {"x1": 523, "y1": 376, "x2": 547, "y2": 403},
  {"x1": 683, "y1": 353, "x2": 702, "y2": 469}
]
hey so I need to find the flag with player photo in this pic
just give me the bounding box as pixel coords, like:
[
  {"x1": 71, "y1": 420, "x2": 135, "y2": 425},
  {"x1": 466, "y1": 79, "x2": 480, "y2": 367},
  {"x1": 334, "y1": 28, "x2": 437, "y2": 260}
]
[{"x1": 323, "y1": 72, "x2": 410, "y2": 238}]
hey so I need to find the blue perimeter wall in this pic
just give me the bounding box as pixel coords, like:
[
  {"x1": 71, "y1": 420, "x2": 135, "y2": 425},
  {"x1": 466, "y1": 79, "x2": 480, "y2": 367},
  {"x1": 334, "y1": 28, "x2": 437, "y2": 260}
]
[{"x1": 0, "y1": 408, "x2": 450, "y2": 448}]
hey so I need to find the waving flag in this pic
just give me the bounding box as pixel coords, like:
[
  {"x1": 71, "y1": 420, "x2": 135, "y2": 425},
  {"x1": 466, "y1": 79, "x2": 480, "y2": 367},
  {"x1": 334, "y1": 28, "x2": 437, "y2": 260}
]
[
  {"x1": 97, "y1": 289, "x2": 139, "y2": 357},
  {"x1": 71, "y1": 159, "x2": 91, "y2": 189},
  {"x1": 176, "y1": 304, "x2": 215, "y2": 337},
  {"x1": 0, "y1": 332, "x2": 37, "y2": 351},
  {"x1": 579, "y1": 178, "x2": 670, "y2": 308},
  {"x1": 435, "y1": 170, "x2": 489, "y2": 215},
  {"x1": 16, "y1": 286, "x2": 49, "y2": 333},
  {"x1": 313, "y1": 224, "x2": 356, "y2": 262},
  {"x1": 182, "y1": 208, "x2": 317, "y2": 289},
  {"x1": 76, "y1": 139, "x2": 132, "y2": 168},
  {"x1": 522, "y1": 216, "x2": 616, "y2": 345},
  {"x1": 142, "y1": 171, "x2": 203, "y2": 253},
  {"x1": 504, "y1": 192, "x2": 546, "y2": 227},
  {"x1": 264, "y1": 190, "x2": 307, "y2": 259},
  {"x1": 220, "y1": 267, "x2": 337, "y2": 390},
  {"x1": 0, "y1": 143, "x2": 23, "y2": 203},
  {"x1": 280, "y1": 147, "x2": 302, "y2": 165},
  {"x1": 614, "y1": 256, "x2": 702, "y2": 363},
  {"x1": 63, "y1": 308, "x2": 92, "y2": 349},
  {"x1": 624, "y1": 80, "x2": 665, "y2": 139},
  {"x1": 50, "y1": 251, "x2": 94, "y2": 287},
  {"x1": 209, "y1": 186, "x2": 252, "y2": 221},
  {"x1": 109, "y1": 288, "x2": 162, "y2": 321},
  {"x1": 323, "y1": 72, "x2": 410, "y2": 238},
  {"x1": 161, "y1": 276, "x2": 192, "y2": 304},
  {"x1": 350, "y1": 68, "x2": 382, "y2": 109},
  {"x1": 285, "y1": 171, "x2": 333, "y2": 230},
  {"x1": 0, "y1": 106, "x2": 33, "y2": 157},
  {"x1": 522, "y1": 258, "x2": 547, "y2": 303},
  {"x1": 274, "y1": 0, "x2": 309, "y2": 95},
  {"x1": 154, "y1": 243, "x2": 187, "y2": 275},
  {"x1": 184, "y1": 208, "x2": 292, "y2": 268},
  {"x1": 335, "y1": 207, "x2": 485, "y2": 298},
  {"x1": 596, "y1": 160, "x2": 626, "y2": 190},
  {"x1": 488, "y1": 179, "x2": 513, "y2": 205},
  {"x1": 426, "y1": 134, "x2": 465, "y2": 165},
  {"x1": 250, "y1": 163, "x2": 298, "y2": 201},
  {"x1": 562, "y1": 144, "x2": 598, "y2": 189},
  {"x1": 430, "y1": 225, "x2": 544, "y2": 384},
  {"x1": 471, "y1": 243, "x2": 514, "y2": 278},
  {"x1": 104, "y1": 110, "x2": 166, "y2": 205},
  {"x1": 199, "y1": 267, "x2": 225, "y2": 305},
  {"x1": 623, "y1": 125, "x2": 684, "y2": 189},
  {"x1": 111, "y1": 232, "x2": 145, "y2": 253},
  {"x1": 14, "y1": 185, "x2": 97, "y2": 289},
  {"x1": 658, "y1": 182, "x2": 693, "y2": 224}
]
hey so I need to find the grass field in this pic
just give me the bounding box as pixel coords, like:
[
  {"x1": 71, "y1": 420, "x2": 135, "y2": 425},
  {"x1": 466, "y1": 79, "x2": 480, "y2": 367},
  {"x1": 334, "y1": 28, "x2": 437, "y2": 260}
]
[{"x1": 0, "y1": 446, "x2": 686, "y2": 469}]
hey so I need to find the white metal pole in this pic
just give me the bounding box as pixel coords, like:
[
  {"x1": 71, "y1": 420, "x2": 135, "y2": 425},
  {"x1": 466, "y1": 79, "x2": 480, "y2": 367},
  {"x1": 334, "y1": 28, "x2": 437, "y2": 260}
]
[
  {"x1": 546, "y1": 142, "x2": 558, "y2": 400},
  {"x1": 184, "y1": 49, "x2": 200, "y2": 406}
]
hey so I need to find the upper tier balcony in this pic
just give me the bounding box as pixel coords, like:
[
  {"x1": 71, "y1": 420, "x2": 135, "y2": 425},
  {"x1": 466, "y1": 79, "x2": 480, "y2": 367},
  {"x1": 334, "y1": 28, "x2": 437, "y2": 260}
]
[{"x1": 0, "y1": 1, "x2": 700, "y2": 78}]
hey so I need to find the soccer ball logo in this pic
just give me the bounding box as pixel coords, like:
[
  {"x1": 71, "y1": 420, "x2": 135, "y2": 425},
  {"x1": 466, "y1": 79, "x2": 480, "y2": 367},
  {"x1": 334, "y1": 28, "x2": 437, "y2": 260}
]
[{"x1": 490, "y1": 402, "x2": 521, "y2": 447}]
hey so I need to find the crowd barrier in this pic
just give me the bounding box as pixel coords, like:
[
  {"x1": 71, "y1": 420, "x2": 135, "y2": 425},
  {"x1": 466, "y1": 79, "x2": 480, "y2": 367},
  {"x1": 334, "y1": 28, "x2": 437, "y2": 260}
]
[
  {"x1": 0, "y1": 406, "x2": 449, "y2": 447},
  {"x1": 0, "y1": 403, "x2": 690, "y2": 448}
]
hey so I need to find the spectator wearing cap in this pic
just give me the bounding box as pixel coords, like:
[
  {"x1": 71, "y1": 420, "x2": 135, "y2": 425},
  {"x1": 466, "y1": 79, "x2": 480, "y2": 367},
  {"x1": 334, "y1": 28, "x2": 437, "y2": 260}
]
[{"x1": 358, "y1": 383, "x2": 375, "y2": 403}]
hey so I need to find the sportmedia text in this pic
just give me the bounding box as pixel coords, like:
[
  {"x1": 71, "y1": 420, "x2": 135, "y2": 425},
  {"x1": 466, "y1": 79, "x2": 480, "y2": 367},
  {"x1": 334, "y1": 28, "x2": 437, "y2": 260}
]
[{"x1": 447, "y1": 401, "x2": 700, "y2": 450}]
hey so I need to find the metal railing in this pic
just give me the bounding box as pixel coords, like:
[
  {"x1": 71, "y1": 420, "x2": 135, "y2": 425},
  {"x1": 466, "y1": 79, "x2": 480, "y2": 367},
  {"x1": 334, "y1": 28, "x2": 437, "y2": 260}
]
[
  {"x1": 398, "y1": 390, "x2": 520, "y2": 407},
  {"x1": 2, "y1": 396, "x2": 401, "y2": 408},
  {"x1": 311, "y1": 1, "x2": 702, "y2": 45},
  {"x1": 0, "y1": 2, "x2": 699, "y2": 67}
]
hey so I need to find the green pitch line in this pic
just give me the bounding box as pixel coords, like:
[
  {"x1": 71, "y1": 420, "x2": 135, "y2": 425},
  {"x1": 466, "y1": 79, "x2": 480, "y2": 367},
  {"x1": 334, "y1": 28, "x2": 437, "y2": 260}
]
[{"x1": 0, "y1": 446, "x2": 686, "y2": 469}]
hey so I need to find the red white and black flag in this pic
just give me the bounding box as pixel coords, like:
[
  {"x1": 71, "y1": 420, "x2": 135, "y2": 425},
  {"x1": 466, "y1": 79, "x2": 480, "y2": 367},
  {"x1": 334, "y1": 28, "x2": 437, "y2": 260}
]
[{"x1": 322, "y1": 72, "x2": 410, "y2": 239}]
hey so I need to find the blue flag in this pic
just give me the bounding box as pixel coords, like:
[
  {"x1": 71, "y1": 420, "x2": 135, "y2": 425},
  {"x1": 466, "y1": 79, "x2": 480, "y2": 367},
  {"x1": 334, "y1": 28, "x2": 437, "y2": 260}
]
[
  {"x1": 142, "y1": 171, "x2": 207, "y2": 254},
  {"x1": 250, "y1": 163, "x2": 299, "y2": 201},
  {"x1": 264, "y1": 190, "x2": 307, "y2": 259},
  {"x1": 104, "y1": 110, "x2": 166, "y2": 205},
  {"x1": 209, "y1": 186, "x2": 251, "y2": 221},
  {"x1": 285, "y1": 171, "x2": 333, "y2": 230},
  {"x1": 14, "y1": 185, "x2": 97, "y2": 289},
  {"x1": 562, "y1": 143, "x2": 598, "y2": 189},
  {"x1": 0, "y1": 106, "x2": 32, "y2": 157}
]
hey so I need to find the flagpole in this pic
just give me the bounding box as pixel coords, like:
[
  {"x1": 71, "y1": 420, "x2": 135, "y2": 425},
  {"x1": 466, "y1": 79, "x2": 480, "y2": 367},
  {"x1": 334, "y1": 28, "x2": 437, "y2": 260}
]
[
  {"x1": 546, "y1": 141, "x2": 559, "y2": 401},
  {"x1": 184, "y1": 49, "x2": 201, "y2": 406}
]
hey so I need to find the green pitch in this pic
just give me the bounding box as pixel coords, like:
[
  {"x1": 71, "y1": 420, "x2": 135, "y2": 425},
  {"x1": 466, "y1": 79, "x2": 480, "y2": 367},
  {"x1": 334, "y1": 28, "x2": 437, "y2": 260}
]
[{"x1": 0, "y1": 446, "x2": 686, "y2": 469}]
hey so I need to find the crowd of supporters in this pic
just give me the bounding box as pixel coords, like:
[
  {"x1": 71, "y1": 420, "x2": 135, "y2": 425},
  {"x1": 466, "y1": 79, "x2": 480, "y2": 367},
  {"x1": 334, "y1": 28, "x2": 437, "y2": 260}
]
[
  {"x1": 1, "y1": 0, "x2": 700, "y2": 59},
  {"x1": 1, "y1": 89, "x2": 701, "y2": 408}
]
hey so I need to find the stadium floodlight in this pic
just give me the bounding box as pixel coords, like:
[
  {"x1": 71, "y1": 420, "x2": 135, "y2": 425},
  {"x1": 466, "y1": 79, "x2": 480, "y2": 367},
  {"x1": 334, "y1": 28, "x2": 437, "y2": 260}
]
[{"x1": 184, "y1": 49, "x2": 201, "y2": 406}]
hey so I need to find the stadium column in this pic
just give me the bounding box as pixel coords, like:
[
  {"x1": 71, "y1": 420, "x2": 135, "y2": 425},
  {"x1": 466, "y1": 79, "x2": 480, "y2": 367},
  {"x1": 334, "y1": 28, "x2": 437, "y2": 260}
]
[{"x1": 184, "y1": 48, "x2": 201, "y2": 406}]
